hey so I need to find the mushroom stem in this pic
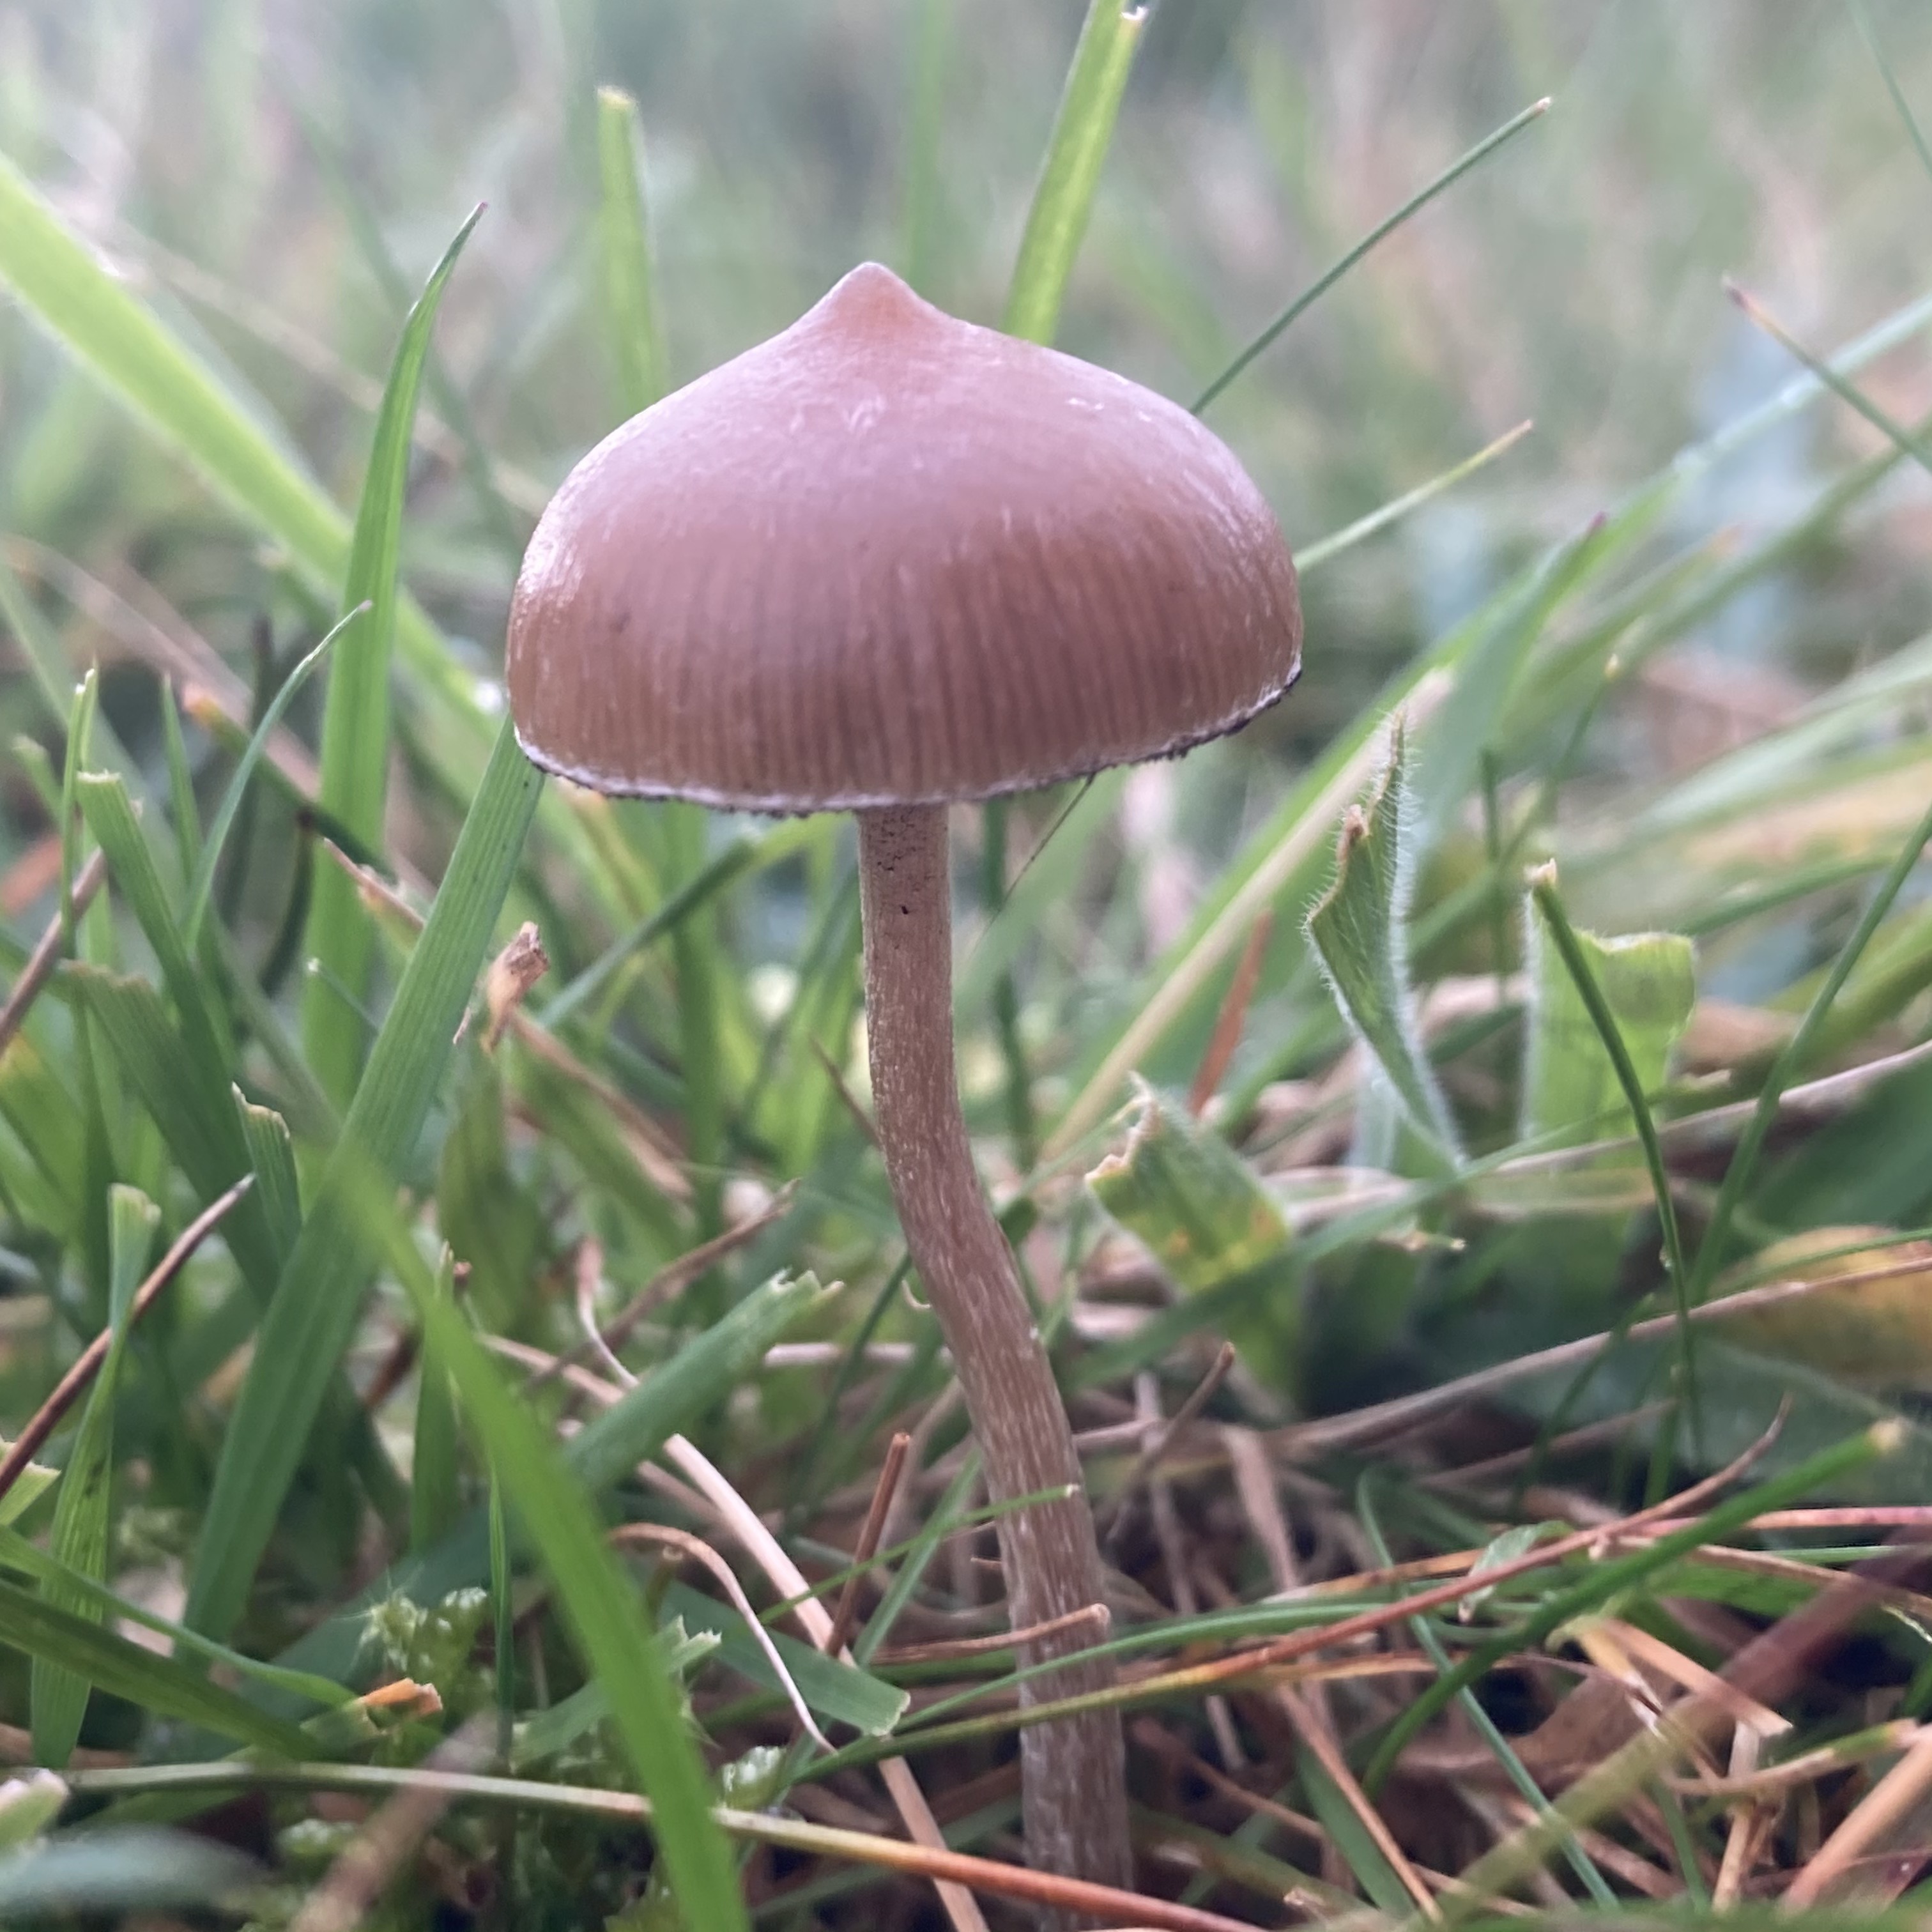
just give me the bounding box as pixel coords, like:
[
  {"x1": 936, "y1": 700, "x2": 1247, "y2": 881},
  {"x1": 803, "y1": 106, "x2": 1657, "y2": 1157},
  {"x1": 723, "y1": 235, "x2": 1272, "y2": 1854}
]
[{"x1": 858, "y1": 802, "x2": 1130, "y2": 1894}]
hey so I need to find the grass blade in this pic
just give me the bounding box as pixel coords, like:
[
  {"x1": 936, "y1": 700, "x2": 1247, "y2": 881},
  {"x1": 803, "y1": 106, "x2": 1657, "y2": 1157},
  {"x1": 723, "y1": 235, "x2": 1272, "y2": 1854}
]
[
  {"x1": 1305, "y1": 717, "x2": 1459, "y2": 1161},
  {"x1": 1519, "y1": 909, "x2": 1694, "y2": 1150},
  {"x1": 595, "y1": 88, "x2": 670, "y2": 417},
  {"x1": 0, "y1": 151, "x2": 348, "y2": 592},
  {"x1": 29, "y1": 1184, "x2": 159, "y2": 1766},
  {"x1": 1192, "y1": 97, "x2": 1550, "y2": 415},
  {"x1": 266, "y1": 1269, "x2": 824, "y2": 1695},
  {"x1": 231, "y1": 1092, "x2": 301, "y2": 1264},
  {"x1": 1000, "y1": 0, "x2": 1149, "y2": 345},
  {"x1": 185, "y1": 719, "x2": 541, "y2": 1640},
  {"x1": 898, "y1": 0, "x2": 953, "y2": 295},
  {"x1": 592, "y1": 95, "x2": 728, "y2": 1246},
  {"x1": 1, "y1": 1572, "x2": 312, "y2": 1756},
  {"x1": 182, "y1": 604, "x2": 357, "y2": 950},
  {"x1": 0, "y1": 151, "x2": 502, "y2": 824},
  {"x1": 76, "y1": 772, "x2": 238, "y2": 1073},
  {"x1": 1526, "y1": 867, "x2": 1697, "y2": 1443},
  {"x1": 364, "y1": 1172, "x2": 748, "y2": 1931},
  {"x1": 1853, "y1": 0, "x2": 1932, "y2": 187},
  {"x1": 1043, "y1": 677, "x2": 1448, "y2": 1163},
  {"x1": 303, "y1": 208, "x2": 482, "y2": 1114},
  {"x1": 1296, "y1": 420, "x2": 1534, "y2": 574},
  {"x1": 0, "y1": 1528, "x2": 344, "y2": 1713},
  {"x1": 410, "y1": 1247, "x2": 461, "y2": 1556}
]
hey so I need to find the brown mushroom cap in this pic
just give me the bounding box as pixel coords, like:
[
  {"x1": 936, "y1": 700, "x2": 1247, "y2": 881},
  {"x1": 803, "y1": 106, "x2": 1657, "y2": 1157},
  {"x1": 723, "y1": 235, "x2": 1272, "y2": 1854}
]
[{"x1": 507, "y1": 262, "x2": 1301, "y2": 813}]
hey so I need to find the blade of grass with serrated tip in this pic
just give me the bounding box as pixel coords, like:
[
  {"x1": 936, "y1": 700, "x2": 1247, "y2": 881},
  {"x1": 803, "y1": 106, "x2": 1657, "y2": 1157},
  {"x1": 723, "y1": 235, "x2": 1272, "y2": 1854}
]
[
  {"x1": 1039, "y1": 475, "x2": 1669, "y2": 1163},
  {"x1": 185, "y1": 719, "x2": 541, "y2": 1641},
  {"x1": 232, "y1": 1091, "x2": 300, "y2": 1264},
  {"x1": 1043, "y1": 674, "x2": 1450, "y2": 1163},
  {"x1": 0, "y1": 1575, "x2": 310, "y2": 1756},
  {"x1": 183, "y1": 604, "x2": 358, "y2": 951},
  {"x1": 1192, "y1": 97, "x2": 1550, "y2": 415},
  {"x1": 30, "y1": 1184, "x2": 160, "y2": 1766},
  {"x1": 1000, "y1": 0, "x2": 1148, "y2": 346},
  {"x1": 360, "y1": 1169, "x2": 747, "y2": 1932},
  {"x1": 304, "y1": 208, "x2": 481, "y2": 1114},
  {"x1": 1306, "y1": 716, "x2": 1459, "y2": 1161},
  {"x1": 1086, "y1": 1085, "x2": 1300, "y2": 1394}
]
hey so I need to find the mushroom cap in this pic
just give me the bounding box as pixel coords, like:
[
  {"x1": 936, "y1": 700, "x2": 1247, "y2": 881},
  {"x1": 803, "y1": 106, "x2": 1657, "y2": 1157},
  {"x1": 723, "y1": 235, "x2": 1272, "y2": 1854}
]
[{"x1": 507, "y1": 263, "x2": 1301, "y2": 813}]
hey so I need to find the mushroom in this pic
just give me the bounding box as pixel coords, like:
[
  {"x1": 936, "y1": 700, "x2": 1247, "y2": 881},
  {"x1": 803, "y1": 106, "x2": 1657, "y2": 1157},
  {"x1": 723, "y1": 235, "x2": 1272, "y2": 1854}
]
[{"x1": 506, "y1": 263, "x2": 1301, "y2": 1889}]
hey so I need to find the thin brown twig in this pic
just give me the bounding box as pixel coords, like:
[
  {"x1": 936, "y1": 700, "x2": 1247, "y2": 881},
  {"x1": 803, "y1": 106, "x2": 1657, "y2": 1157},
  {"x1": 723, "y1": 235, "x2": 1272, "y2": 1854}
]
[
  {"x1": 570, "y1": 1291, "x2": 986, "y2": 1932},
  {"x1": 1452, "y1": 1538, "x2": 1925, "y2": 1909},
  {"x1": 67, "y1": 1759, "x2": 1257, "y2": 1932},
  {"x1": 1284, "y1": 1678, "x2": 1442, "y2": 1918},
  {"x1": 825, "y1": 1431, "x2": 910, "y2": 1660},
  {"x1": 0, "y1": 1175, "x2": 254, "y2": 1503},
  {"x1": 0, "y1": 847, "x2": 107, "y2": 1057},
  {"x1": 319, "y1": 839, "x2": 689, "y2": 1197},
  {"x1": 1675, "y1": 1721, "x2": 1925, "y2": 1800},
  {"x1": 1188, "y1": 910, "x2": 1273, "y2": 1117},
  {"x1": 537, "y1": 1188, "x2": 801, "y2": 1392},
  {"x1": 809, "y1": 1036, "x2": 879, "y2": 1148},
  {"x1": 1130, "y1": 1718, "x2": 1326, "y2": 1848},
  {"x1": 608, "y1": 1524, "x2": 829, "y2": 1750},
  {"x1": 1099, "y1": 1343, "x2": 1236, "y2": 1547},
  {"x1": 1129, "y1": 1418, "x2": 1793, "y2": 1705},
  {"x1": 1418, "y1": 1403, "x2": 1673, "y2": 1489},
  {"x1": 1781, "y1": 1722, "x2": 1932, "y2": 1908},
  {"x1": 878, "y1": 1604, "x2": 1111, "y2": 1666},
  {"x1": 1713, "y1": 1726, "x2": 1770, "y2": 1912}
]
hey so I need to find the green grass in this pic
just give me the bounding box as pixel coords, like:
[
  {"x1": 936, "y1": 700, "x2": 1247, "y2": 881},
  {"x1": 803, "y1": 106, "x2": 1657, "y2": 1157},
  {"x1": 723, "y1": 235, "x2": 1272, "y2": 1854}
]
[{"x1": 4, "y1": 3, "x2": 1932, "y2": 1926}]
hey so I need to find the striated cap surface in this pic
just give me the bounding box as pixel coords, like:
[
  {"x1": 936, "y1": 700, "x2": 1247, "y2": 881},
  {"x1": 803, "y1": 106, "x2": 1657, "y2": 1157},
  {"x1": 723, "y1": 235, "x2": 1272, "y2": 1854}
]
[{"x1": 507, "y1": 263, "x2": 1301, "y2": 812}]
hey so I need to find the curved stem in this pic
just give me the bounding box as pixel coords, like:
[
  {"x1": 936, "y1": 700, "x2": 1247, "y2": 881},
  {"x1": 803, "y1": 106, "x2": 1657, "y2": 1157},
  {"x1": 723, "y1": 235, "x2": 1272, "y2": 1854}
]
[{"x1": 858, "y1": 803, "x2": 1129, "y2": 1895}]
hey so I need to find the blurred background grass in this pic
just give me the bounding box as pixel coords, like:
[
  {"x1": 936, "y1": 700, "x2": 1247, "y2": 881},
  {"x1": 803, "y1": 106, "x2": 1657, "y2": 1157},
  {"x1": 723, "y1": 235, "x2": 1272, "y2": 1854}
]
[{"x1": 11, "y1": 0, "x2": 1932, "y2": 845}]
